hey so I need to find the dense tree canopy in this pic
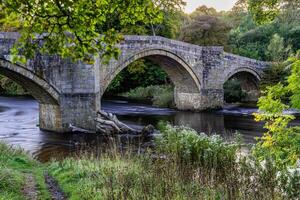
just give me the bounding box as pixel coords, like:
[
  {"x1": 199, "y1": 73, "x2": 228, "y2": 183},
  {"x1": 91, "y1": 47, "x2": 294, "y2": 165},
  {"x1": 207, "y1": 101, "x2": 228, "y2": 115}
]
[
  {"x1": 178, "y1": 6, "x2": 231, "y2": 48},
  {"x1": 0, "y1": 0, "x2": 184, "y2": 62}
]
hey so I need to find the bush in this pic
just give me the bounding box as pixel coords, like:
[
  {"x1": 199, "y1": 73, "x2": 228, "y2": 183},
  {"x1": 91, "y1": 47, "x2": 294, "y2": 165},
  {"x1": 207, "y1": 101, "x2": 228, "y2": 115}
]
[{"x1": 121, "y1": 85, "x2": 174, "y2": 107}]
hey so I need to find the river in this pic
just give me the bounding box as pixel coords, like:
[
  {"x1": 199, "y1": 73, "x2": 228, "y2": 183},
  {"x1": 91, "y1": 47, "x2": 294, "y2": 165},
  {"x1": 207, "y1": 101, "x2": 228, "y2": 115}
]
[{"x1": 0, "y1": 96, "x2": 299, "y2": 162}]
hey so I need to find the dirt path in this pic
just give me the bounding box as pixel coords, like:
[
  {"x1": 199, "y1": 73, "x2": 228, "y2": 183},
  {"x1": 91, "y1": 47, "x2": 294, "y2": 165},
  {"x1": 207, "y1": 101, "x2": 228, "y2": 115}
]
[
  {"x1": 44, "y1": 173, "x2": 66, "y2": 200},
  {"x1": 22, "y1": 174, "x2": 38, "y2": 200}
]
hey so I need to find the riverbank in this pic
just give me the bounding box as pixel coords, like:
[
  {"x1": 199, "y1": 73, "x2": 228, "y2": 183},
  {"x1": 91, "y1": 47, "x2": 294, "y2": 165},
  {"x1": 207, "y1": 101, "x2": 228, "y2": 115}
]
[
  {"x1": 0, "y1": 143, "x2": 50, "y2": 199},
  {"x1": 120, "y1": 85, "x2": 174, "y2": 108},
  {"x1": 1, "y1": 124, "x2": 299, "y2": 199}
]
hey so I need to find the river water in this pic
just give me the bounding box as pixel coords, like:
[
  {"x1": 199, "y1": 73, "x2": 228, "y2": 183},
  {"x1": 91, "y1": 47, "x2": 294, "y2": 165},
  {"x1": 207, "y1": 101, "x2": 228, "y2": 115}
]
[{"x1": 0, "y1": 96, "x2": 299, "y2": 162}]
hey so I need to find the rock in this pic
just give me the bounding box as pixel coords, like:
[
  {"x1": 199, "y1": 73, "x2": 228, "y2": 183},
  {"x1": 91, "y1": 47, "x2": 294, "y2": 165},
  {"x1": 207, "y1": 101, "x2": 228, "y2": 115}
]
[{"x1": 141, "y1": 125, "x2": 155, "y2": 137}]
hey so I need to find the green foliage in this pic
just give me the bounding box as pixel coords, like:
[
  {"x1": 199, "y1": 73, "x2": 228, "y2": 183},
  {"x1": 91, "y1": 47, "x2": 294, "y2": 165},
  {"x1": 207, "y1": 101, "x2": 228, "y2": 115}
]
[
  {"x1": 0, "y1": 169, "x2": 25, "y2": 200},
  {"x1": 0, "y1": 75, "x2": 26, "y2": 95},
  {"x1": 0, "y1": 0, "x2": 165, "y2": 62},
  {"x1": 228, "y1": 19, "x2": 275, "y2": 60},
  {"x1": 267, "y1": 34, "x2": 291, "y2": 62},
  {"x1": 179, "y1": 14, "x2": 231, "y2": 47},
  {"x1": 287, "y1": 53, "x2": 300, "y2": 108},
  {"x1": 260, "y1": 62, "x2": 290, "y2": 91},
  {"x1": 228, "y1": 0, "x2": 300, "y2": 61},
  {"x1": 248, "y1": 0, "x2": 281, "y2": 24},
  {"x1": 190, "y1": 5, "x2": 219, "y2": 18},
  {"x1": 224, "y1": 79, "x2": 246, "y2": 103},
  {"x1": 0, "y1": 142, "x2": 51, "y2": 200},
  {"x1": 254, "y1": 52, "x2": 300, "y2": 168},
  {"x1": 156, "y1": 123, "x2": 240, "y2": 167},
  {"x1": 106, "y1": 60, "x2": 169, "y2": 94},
  {"x1": 121, "y1": 85, "x2": 174, "y2": 107},
  {"x1": 0, "y1": 4, "x2": 20, "y2": 31},
  {"x1": 46, "y1": 123, "x2": 300, "y2": 199}
]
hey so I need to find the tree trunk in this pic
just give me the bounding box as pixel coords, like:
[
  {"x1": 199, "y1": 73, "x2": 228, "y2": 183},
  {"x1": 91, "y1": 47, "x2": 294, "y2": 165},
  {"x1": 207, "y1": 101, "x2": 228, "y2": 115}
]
[
  {"x1": 70, "y1": 110, "x2": 156, "y2": 136},
  {"x1": 95, "y1": 110, "x2": 138, "y2": 135}
]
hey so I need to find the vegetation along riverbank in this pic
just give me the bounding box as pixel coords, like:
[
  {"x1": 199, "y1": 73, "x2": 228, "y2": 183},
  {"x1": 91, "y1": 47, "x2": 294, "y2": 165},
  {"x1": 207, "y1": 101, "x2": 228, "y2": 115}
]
[{"x1": 1, "y1": 123, "x2": 299, "y2": 200}]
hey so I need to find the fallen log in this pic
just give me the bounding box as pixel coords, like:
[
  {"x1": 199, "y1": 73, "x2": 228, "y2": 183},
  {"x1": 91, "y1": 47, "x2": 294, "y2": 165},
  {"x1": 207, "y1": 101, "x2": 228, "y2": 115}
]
[
  {"x1": 95, "y1": 110, "x2": 155, "y2": 137},
  {"x1": 69, "y1": 124, "x2": 94, "y2": 133}
]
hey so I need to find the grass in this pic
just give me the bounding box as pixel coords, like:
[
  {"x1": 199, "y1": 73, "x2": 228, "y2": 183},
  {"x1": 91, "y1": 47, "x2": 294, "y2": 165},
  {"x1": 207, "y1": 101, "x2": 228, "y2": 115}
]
[
  {"x1": 48, "y1": 153, "x2": 225, "y2": 200},
  {"x1": 47, "y1": 124, "x2": 300, "y2": 200},
  {"x1": 1, "y1": 124, "x2": 299, "y2": 200},
  {"x1": 121, "y1": 85, "x2": 174, "y2": 107},
  {"x1": 0, "y1": 142, "x2": 51, "y2": 200}
]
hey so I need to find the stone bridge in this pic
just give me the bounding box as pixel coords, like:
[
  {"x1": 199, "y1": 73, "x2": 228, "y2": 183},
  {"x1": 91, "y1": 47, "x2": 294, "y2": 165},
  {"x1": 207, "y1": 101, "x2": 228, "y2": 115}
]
[{"x1": 0, "y1": 32, "x2": 267, "y2": 133}]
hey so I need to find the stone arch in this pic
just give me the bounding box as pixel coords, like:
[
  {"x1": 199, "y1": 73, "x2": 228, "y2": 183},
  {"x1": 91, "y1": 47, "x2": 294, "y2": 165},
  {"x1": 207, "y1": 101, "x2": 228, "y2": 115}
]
[
  {"x1": 0, "y1": 58, "x2": 60, "y2": 105},
  {"x1": 224, "y1": 67, "x2": 261, "y2": 84},
  {"x1": 224, "y1": 67, "x2": 261, "y2": 102},
  {"x1": 102, "y1": 48, "x2": 201, "y2": 95}
]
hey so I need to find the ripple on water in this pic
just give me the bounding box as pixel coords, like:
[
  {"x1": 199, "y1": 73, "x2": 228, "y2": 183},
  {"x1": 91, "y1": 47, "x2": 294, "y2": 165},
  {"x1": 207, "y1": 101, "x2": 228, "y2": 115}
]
[
  {"x1": 4, "y1": 96, "x2": 300, "y2": 162},
  {"x1": 0, "y1": 105, "x2": 10, "y2": 113}
]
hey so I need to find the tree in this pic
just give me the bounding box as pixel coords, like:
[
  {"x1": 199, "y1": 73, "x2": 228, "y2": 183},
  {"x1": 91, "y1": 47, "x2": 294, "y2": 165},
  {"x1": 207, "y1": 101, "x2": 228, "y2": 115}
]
[
  {"x1": 248, "y1": 0, "x2": 300, "y2": 168},
  {"x1": 190, "y1": 5, "x2": 218, "y2": 18},
  {"x1": 0, "y1": 0, "x2": 169, "y2": 62},
  {"x1": 248, "y1": 0, "x2": 281, "y2": 24},
  {"x1": 254, "y1": 52, "x2": 300, "y2": 168},
  {"x1": 266, "y1": 34, "x2": 290, "y2": 62},
  {"x1": 249, "y1": 0, "x2": 300, "y2": 24},
  {"x1": 179, "y1": 15, "x2": 231, "y2": 47}
]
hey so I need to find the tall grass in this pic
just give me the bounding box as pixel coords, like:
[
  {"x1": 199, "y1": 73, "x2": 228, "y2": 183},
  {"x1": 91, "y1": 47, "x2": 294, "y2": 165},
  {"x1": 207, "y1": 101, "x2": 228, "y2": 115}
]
[
  {"x1": 47, "y1": 124, "x2": 300, "y2": 200},
  {"x1": 121, "y1": 85, "x2": 174, "y2": 107}
]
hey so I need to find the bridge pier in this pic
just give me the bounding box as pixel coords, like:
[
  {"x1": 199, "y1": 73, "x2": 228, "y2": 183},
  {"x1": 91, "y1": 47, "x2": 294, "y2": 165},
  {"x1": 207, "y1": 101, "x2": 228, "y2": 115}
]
[
  {"x1": 59, "y1": 93, "x2": 100, "y2": 132},
  {"x1": 174, "y1": 89, "x2": 224, "y2": 111},
  {"x1": 39, "y1": 104, "x2": 63, "y2": 132}
]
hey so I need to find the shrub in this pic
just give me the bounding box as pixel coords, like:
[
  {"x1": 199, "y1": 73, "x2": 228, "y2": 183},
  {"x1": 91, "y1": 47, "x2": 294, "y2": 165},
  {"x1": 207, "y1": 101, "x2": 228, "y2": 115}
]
[{"x1": 122, "y1": 85, "x2": 174, "y2": 107}]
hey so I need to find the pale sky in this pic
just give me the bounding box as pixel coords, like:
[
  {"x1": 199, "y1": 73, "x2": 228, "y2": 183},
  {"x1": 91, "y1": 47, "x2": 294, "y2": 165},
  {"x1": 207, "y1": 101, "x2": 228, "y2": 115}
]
[{"x1": 185, "y1": 0, "x2": 238, "y2": 13}]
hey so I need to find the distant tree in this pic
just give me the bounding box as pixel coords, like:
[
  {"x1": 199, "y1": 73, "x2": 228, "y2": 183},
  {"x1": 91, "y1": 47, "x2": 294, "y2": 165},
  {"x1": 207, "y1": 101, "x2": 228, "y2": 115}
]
[
  {"x1": 227, "y1": 0, "x2": 248, "y2": 26},
  {"x1": 267, "y1": 34, "x2": 291, "y2": 62},
  {"x1": 249, "y1": 0, "x2": 300, "y2": 24},
  {"x1": 150, "y1": 10, "x2": 185, "y2": 38},
  {"x1": 179, "y1": 15, "x2": 231, "y2": 47},
  {"x1": 190, "y1": 5, "x2": 218, "y2": 18},
  {"x1": 231, "y1": 0, "x2": 248, "y2": 13},
  {"x1": 248, "y1": 0, "x2": 281, "y2": 24}
]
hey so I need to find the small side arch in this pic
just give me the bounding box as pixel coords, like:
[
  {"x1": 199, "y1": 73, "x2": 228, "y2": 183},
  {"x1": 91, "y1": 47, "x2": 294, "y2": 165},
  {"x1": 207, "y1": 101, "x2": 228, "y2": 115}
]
[
  {"x1": 0, "y1": 58, "x2": 60, "y2": 105},
  {"x1": 102, "y1": 48, "x2": 201, "y2": 95},
  {"x1": 224, "y1": 67, "x2": 261, "y2": 102},
  {"x1": 224, "y1": 67, "x2": 261, "y2": 84}
]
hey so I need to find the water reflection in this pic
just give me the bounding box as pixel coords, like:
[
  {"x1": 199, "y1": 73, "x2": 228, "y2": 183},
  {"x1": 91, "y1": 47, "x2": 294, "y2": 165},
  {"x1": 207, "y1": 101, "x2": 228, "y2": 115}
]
[{"x1": 0, "y1": 96, "x2": 289, "y2": 162}]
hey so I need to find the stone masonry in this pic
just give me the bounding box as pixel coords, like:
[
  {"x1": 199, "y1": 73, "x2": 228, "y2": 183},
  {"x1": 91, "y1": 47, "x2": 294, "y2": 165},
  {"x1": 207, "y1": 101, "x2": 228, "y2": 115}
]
[{"x1": 0, "y1": 32, "x2": 267, "y2": 133}]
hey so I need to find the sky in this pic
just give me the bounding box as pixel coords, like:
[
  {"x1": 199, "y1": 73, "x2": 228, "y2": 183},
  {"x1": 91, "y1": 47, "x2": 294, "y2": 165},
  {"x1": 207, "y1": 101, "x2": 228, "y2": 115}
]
[{"x1": 185, "y1": 0, "x2": 238, "y2": 13}]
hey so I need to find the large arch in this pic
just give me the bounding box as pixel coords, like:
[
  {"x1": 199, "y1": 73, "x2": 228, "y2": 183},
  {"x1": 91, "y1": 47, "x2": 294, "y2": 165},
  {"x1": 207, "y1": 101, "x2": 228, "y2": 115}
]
[
  {"x1": 101, "y1": 48, "x2": 202, "y2": 110},
  {"x1": 0, "y1": 58, "x2": 63, "y2": 132},
  {"x1": 0, "y1": 58, "x2": 59, "y2": 104},
  {"x1": 103, "y1": 48, "x2": 201, "y2": 93}
]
